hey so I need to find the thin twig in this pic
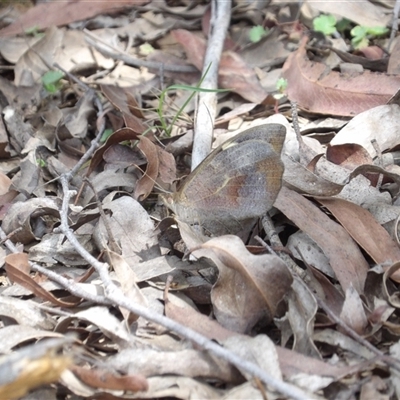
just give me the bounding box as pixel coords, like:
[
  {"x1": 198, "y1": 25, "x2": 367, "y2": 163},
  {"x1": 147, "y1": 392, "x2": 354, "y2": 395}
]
[
  {"x1": 191, "y1": 0, "x2": 232, "y2": 169},
  {"x1": 84, "y1": 29, "x2": 197, "y2": 73}
]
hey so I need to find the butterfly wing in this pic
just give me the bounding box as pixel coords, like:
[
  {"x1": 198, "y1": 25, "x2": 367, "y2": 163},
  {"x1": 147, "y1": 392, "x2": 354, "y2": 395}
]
[{"x1": 169, "y1": 124, "x2": 286, "y2": 235}]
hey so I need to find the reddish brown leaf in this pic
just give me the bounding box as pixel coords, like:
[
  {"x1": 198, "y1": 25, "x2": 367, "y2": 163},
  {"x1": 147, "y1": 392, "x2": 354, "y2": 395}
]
[
  {"x1": 70, "y1": 366, "x2": 148, "y2": 392},
  {"x1": 165, "y1": 298, "x2": 234, "y2": 342},
  {"x1": 326, "y1": 144, "x2": 373, "y2": 170},
  {"x1": 87, "y1": 128, "x2": 141, "y2": 177},
  {"x1": 134, "y1": 136, "x2": 159, "y2": 201},
  {"x1": 282, "y1": 36, "x2": 400, "y2": 116},
  {"x1": 317, "y1": 198, "x2": 400, "y2": 268},
  {"x1": 275, "y1": 187, "x2": 369, "y2": 294},
  {"x1": 171, "y1": 29, "x2": 268, "y2": 103},
  {"x1": 100, "y1": 85, "x2": 147, "y2": 133},
  {"x1": 5, "y1": 253, "x2": 81, "y2": 307},
  {"x1": 0, "y1": 0, "x2": 150, "y2": 37}
]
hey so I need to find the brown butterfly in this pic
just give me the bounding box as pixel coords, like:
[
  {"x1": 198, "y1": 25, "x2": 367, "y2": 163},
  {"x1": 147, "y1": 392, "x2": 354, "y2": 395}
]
[{"x1": 162, "y1": 123, "x2": 286, "y2": 237}]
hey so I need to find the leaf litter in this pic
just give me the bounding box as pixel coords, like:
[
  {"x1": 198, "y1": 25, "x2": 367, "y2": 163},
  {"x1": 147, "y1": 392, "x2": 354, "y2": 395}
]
[{"x1": 1, "y1": 1, "x2": 400, "y2": 399}]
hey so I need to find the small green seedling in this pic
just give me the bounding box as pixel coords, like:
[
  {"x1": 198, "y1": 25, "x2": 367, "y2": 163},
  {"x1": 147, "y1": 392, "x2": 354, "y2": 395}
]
[
  {"x1": 276, "y1": 78, "x2": 288, "y2": 94},
  {"x1": 273, "y1": 78, "x2": 288, "y2": 101},
  {"x1": 42, "y1": 70, "x2": 64, "y2": 94},
  {"x1": 101, "y1": 128, "x2": 114, "y2": 143},
  {"x1": 249, "y1": 25, "x2": 268, "y2": 43},
  {"x1": 37, "y1": 158, "x2": 46, "y2": 168},
  {"x1": 157, "y1": 63, "x2": 230, "y2": 136},
  {"x1": 25, "y1": 25, "x2": 44, "y2": 38},
  {"x1": 313, "y1": 13, "x2": 388, "y2": 49},
  {"x1": 139, "y1": 43, "x2": 154, "y2": 56},
  {"x1": 313, "y1": 14, "x2": 337, "y2": 36},
  {"x1": 350, "y1": 25, "x2": 388, "y2": 49}
]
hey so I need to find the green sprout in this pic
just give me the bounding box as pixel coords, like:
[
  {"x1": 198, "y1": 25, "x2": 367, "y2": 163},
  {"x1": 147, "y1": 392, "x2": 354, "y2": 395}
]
[
  {"x1": 36, "y1": 158, "x2": 46, "y2": 168},
  {"x1": 276, "y1": 78, "x2": 288, "y2": 94},
  {"x1": 101, "y1": 128, "x2": 114, "y2": 143},
  {"x1": 313, "y1": 13, "x2": 388, "y2": 49},
  {"x1": 42, "y1": 70, "x2": 64, "y2": 94},
  {"x1": 313, "y1": 14, "x2": 337, "y2": 36},
  {"x1": 24, "y1": 25, "x2": 44, "y2": 38},
  {"x1": 157, "y1": 63, "x2": 229, "y2": 137},
  {"x1": 350, "y1": 25, "x2": 388, "y2": 49},
  {"x1": 249, "y1": 25, "x2": 268, "y2": 43}
]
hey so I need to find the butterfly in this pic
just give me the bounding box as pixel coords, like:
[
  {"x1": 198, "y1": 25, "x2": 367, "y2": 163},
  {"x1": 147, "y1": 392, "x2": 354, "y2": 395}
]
[{"x1": 162, "y1": 123, "x2": 286, "y2": 237}]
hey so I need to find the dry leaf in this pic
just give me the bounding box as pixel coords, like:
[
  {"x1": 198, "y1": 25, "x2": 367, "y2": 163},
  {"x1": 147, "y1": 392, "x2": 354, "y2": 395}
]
[{"x1": 192, "y1": 235, "x2": 293, "y2": 333}]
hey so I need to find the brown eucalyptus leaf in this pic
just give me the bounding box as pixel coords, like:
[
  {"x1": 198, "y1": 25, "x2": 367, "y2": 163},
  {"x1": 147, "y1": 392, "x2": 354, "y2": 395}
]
[
  {"x1": 340, "y1": 284, "x2": 368, "y2": 335},
  {"x1": 282, "y1": 37, "x2": 400, "y2": 116},
  {"x1": 134, "y1": 135, "x2": 159, "y2": 201},
  {"x1": 70, "y1": 365, "x2": 148, "y2": 392},
  {"x1": 317, "y1": 198, "x2": 400, "y2": 269},
  {"x1": 4, "y1": 253, "x2": 80, "y2": 308},
  {"x1": 192, "y1": 235, "x2": 293, "y2": 333},
  {"x1": 275, "y1": 187, "x2": 369, "y2": 294},
  {"x1": 87, "y1": 127, "x2": 141, "y2": 177}
]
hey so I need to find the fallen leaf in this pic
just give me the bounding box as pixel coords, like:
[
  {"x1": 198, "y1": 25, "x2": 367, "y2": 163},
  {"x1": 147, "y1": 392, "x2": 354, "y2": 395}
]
[
  {"x1": 192, "y1": 235, "x2": 293, "y2": 333},
  {"x1": 282, "y1": 37, "x2": 400, "y2": 116},
  {"x1": 275, "y1": 187, "x2": 369, "y2": 294}
]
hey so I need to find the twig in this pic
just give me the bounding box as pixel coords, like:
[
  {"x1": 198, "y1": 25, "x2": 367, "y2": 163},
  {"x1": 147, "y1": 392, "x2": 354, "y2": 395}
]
[
  {"x1": 316, "y1": 296, "x2": 400, "y2": 372},
  {"x1": 83, "y1": 29, "x2": 197, "y2": 73},
  {"x1": 191, "y1": 0, "x2": 232, "y2": 169},
  {"x1": 389, "y1": 0, "x2": 400, "y2": 50}
]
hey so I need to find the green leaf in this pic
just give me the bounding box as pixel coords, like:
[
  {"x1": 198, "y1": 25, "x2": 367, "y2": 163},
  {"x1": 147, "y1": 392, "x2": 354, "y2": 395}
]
[
  {"x1": 101, "y1": 129, "x2": 114, "y2": 143},
  {"x1": 36, "y1": 158, "x2": 46, "y2": 168},
  {"x1": 249, "y1": 25, "x2": 267, "y2": 43},
  {"x1": 352, "y1": 36, "x2": 369, "y2": 49},
  {"x1": 42, "y1": 70, "x2": 64, "y2": 93},
  {"x1": 313, "y1": 14, "x2": 337, "y2": 36},
  {"x1": 140, "y1": 43, "x2": 154, "y2": 55},
  {"x1": 276, "y1": 78, "x2": 288, "y2": 93},
  {"x1": 365, "y1": 26, "x2": 389, "y2": 36}
]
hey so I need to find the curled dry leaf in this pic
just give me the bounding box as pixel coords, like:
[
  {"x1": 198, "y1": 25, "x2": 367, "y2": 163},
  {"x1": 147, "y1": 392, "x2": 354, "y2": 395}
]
[
  {"x1": 340, "y1": 284, "x2": 369, "y2": 335},
  {"x1": 0, "y1": 325, "x2": 66, "y2": 354},
  {"x1": 134, "y1": 135, "x2": 159, "y2": 201},
  {"x1": 0, "y1": 296, "x2": 55, "y2": 330},
  {"x1": 287, "y1": 276, "x2": 320, "y2": 358},
  {"x1": 192, "y1": 235, "x2": 293, "y2": 333},
  {"x1": 4, "y1": 253, "x2": 81, "y2": 308},
  {"x1": 330, "y1": 104, "x2": 400, "y2": 158},
  {"x1": 86, "y1": 127, "x2": 141, "y2": 176},
  {"x1": 282, "y1": 37, "x2": 400, "y2": 117},
  {"x1": 383, "y1": 262, "x2": 400, "y2": 306},
  {"x1": 100, "y1": 84, "x2": 147, "y2": 133},
  {"x1": 2, "y1": 197, "x2": 60, "y2": 244}
]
